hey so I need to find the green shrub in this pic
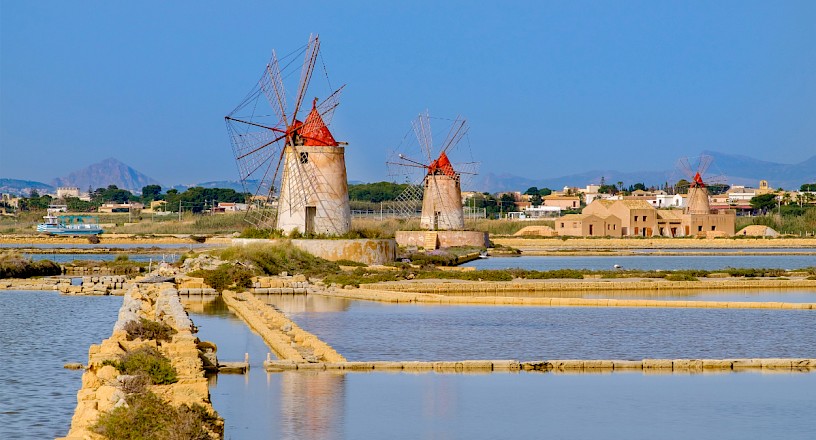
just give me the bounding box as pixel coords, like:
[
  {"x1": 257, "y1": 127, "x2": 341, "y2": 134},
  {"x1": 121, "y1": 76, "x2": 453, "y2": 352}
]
[
  {"x1": 664, "y1": 273, "x2": 699, "y2": 281},
  {"x1": 93, "y1": 390, "x2": 221, "y2": 440},
  {"x1": 109, "y1": 347, "x2": 178, "y2": 385},
  {"x1": 334, "y1": 259, "x2": 367, "y2": 267},
  {"x1": 124, "y1": 318, "x2": 177, "y2": 342},
  {"x1": 189, "y1": 264, "x2": 256, "y2": 293},
  {"x1": 216, "y1": 243, "x2": 340, "y2": 278}
]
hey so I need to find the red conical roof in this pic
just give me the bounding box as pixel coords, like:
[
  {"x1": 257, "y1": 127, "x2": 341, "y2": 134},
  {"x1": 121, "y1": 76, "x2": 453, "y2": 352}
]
[
  {"x1": 427, "y1": 151, "x2": 456, "y2": 177},
  {"x1": 692, "y1": 172, "x2": 705, "y2": 188},
  {"x1": 300, "y1": 99, "x2": 338, "y2": 146}
]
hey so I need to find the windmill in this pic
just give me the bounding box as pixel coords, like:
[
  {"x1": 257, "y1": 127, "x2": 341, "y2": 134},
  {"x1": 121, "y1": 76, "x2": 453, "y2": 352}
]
[
  {"x1": 675, "y1": 154, "x2": 727, "y2": 215},
  {"x1": 387, "y1": 111, "x2": 478, "y2": 230},
  {"x1": 225, "y1": 35, "x2": 351, "y2": 235}
]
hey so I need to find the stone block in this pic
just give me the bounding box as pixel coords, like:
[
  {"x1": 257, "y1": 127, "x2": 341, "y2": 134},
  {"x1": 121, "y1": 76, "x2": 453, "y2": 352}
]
[
  {"x1": 702, "y1": 359, "x2": 733, "y2": 369},
  {"x1": 612, "y1": 360, "x2": 643, "y2": 370},
  {"x1": 583, "y1": 360, "x2": 614, "y2": 370},
  {"x1": 642, "y1": 359, "x2": 673, "y2": 369},
  {"x1": 401, "y1": 361, "x2": 434, "y2": 371},
  {"x1": 491, "y1": 360, "x2": 521, "y2": 371},
  {"x1": 761, "y1": 358, "x2": 793, "y2": 369}
]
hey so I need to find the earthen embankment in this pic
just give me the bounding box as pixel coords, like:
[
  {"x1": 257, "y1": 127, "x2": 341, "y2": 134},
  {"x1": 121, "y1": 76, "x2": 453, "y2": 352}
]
[{"x1": 60, "y1": 284, "x2": 221, "y2": 439}]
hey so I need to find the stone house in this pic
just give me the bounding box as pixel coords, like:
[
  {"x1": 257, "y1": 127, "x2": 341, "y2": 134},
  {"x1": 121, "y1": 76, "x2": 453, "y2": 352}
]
[
  {"x1": 555, "y1": 213, "x2": 622, "y2": 237},
  {"x1": 583, "y1": 199, "x2": 657, "y2": 237},
  {"x1": 542, "y1": 195, "x2": 581, "y2": 210}
]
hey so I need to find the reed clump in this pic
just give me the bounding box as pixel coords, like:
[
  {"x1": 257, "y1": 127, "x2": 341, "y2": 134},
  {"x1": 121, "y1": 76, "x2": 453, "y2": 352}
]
[{"x1": 0, "y1": 251, "x2": 61, "y2": 279}]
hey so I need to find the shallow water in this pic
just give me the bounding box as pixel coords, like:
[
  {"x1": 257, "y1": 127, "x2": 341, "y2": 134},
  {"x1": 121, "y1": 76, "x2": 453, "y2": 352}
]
[
  {"x1": 185, "y1": 297, "x2": 816, "y2": 440},
  {"x1": 0, "y1": 290, "x2": 121, "y2": 439},
  {"x1": 278, "y1": 300, "x2": 816, "y2": 361},
  {"x1": 464, "y1": 254, "x2": 816, "y2": 271}
]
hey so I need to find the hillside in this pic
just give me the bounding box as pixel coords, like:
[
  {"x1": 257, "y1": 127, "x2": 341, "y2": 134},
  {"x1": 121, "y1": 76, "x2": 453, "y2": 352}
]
[
  {"x1": 50, "y1": 158, "x2": 162, "y2": 194},
  {"x1": 0, "y1": 179, "x2": 54, "y2": 196},
  {"x1": 471, "y1": 151, "x2": 816, "y2": 193}
]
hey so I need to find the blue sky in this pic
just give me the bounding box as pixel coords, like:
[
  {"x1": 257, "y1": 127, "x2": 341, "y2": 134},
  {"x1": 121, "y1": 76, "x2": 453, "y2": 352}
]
[{"x1": 2, "y1": 1, "x2": 815, "y2": 187}]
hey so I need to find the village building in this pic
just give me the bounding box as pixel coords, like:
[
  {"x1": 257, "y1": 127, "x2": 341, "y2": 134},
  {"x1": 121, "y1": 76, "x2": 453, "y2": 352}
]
[
  {"x1": 215, "y1": 202, "x2": 249, "y2": 213},
  {"x1": 559, "y1": 195, "x2": 735, "y2": 238},
  {"x1": 98, "y1": 202, "x2": 144, "y2": 213},
  {"x1": 141, "y1": 200, "x2": 168, "y2": 214},
  {"x1": 583, "y1": 199, "x2": 656, "y2": 236},
  {"x1": 56, "y1": 187, "x2": 81, "y2": 199},
  {"x1": 507, "y1": 205, "x2": 562, "y2": 220},
  {"x1": 542, "y1": 194, "x2": 580, "y2": 210},
  {"x1": 555, "y1": 213, "x2": 622, "y2": 237}
]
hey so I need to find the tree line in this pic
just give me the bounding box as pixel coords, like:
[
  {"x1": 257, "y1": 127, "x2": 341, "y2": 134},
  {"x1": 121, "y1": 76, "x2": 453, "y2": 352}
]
[{"x1": 10, "y1": 185, "x2": 248, "y2": 213}]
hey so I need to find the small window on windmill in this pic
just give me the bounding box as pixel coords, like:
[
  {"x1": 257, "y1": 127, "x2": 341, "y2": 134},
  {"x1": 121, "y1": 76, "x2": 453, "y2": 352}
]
[{"x1": 299, "y1": 152, "x2": 309, "y2": 164}]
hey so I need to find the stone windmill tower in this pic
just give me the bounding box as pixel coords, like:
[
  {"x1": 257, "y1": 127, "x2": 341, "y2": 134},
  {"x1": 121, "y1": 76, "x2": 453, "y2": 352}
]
[
  {"x1": 388, "y1": 112, "x2": 478, "y2": 230},
  {"x1": 225, "y1": 35, "x2": 350, "y2": 236},
  {"x1": 677, "y1": 155, "x2": 720, "y2": 215}
]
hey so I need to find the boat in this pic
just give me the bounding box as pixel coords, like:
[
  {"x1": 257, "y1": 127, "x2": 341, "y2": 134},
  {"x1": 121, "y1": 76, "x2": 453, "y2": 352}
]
[{"x1": 36, "y1": 210, "x2": 103, "y2": 236}]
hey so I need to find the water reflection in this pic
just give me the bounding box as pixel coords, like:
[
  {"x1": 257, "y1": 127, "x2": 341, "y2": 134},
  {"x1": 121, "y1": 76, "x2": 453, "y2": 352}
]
[
  {"x1": 204, "y1": 370, "x2": 816, "y2": 439},
  {"x1": 280, "y1": 372, "x2": 345, "y2": 440},
  {"x1": 255, "y1": 293, "x2": 351, "y2": 314}
]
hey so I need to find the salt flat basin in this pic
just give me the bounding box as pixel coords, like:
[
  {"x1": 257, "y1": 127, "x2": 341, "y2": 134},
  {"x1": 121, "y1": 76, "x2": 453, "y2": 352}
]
[
  {"x1": 185, "y1": 297, "x2": 816, "y2": 439},
  {"x1": 464, "y1": 254, "x2": 816, "y2": 271},
  {"x1": 263, "y1": 297, "x2": 816, "y2": 361}
]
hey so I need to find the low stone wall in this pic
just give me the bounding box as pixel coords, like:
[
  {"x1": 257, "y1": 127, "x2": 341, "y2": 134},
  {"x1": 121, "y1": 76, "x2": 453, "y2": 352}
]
[
  {"x1": 60, "y1": 284, "x2": 220, "y2": 439},
  {"x1": 249, "y1": 275, "x2": 309, "y2": 294},
  {"x1": 0, "y1": 276, "x2": 131, "y2": 295},
  {"x1": 265, "y1": 358, "x2": 816, "y2": 374},
  {"x1": 395, "y1": 230, "x2": 489, "y2": 248},
  {"x1": 63, "y1": 265, "x2": 142, "y2": 276},
  {"x1": 221, "y1": 290, "x2": 345, "y2": 363},
  {"x1": 317, "y1": 286, "x2": 816, "y2": 310},
  {"x1": 232, "y1": 238, "x2": 397, "y2": 265},
  {"x1": 494, "y1": 237, "x2": 816, "y2": 250},
  {"x1": 367, "y1": 278, "x2": 816, "y2": 294}
]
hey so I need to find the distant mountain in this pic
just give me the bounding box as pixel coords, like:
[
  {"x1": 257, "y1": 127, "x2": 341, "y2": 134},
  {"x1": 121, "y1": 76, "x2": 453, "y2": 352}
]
[
  {"x1": 51, "y1": 158, "x2": 162, "y2": 194},
  {"x1": 702, "y1": 151, "x2": 816, "y2": 189},
  {"x1": 0, "y1": 178, "x2": 54, "y2": 196},
  {"x1": 472, "y1": 151, "x2": 816, "y2": 193}
]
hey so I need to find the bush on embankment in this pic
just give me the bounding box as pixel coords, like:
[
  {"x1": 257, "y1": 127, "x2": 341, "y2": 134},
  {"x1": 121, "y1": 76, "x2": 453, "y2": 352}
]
[
  {"x1": 215, "y1": 243, "x2": 340, "y2": 278},
  {"x1": 187, "y1": 264, "x2": 255, "y2": 293},
  {"x1": 0, "y1": 251, "x2": 61, "y2": 279},
  {"x1": 93, "y1": 390, "x2": 222, "y2": 440},
  {"x1": 124, "y1": 318, "x2": 177, "y2": 342},
  {"x1": 104, "y1": 346, "x2": 178, "y2": 385}
]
